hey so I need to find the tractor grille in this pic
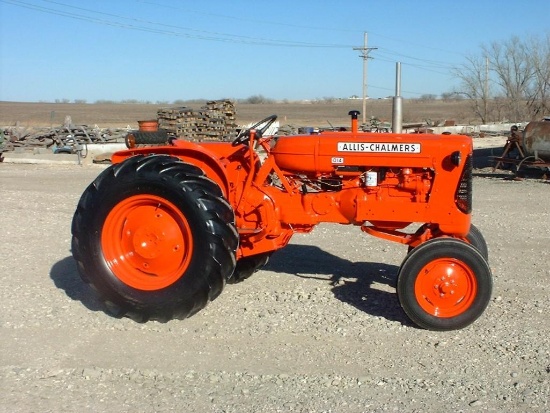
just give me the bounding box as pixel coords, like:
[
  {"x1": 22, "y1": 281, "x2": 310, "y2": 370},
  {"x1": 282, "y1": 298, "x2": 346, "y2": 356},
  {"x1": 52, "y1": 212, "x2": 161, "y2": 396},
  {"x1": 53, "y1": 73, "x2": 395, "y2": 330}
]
[{"x1": 455, "y1": 154, "x2": 472, "y2": 213}]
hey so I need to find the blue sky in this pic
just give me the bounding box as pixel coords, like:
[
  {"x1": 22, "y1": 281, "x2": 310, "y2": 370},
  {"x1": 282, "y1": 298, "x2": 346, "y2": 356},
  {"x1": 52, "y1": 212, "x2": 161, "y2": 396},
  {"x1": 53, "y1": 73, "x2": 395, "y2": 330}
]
[{"x1": 0, "y1": 0, "x2": 548, "y2": 102}]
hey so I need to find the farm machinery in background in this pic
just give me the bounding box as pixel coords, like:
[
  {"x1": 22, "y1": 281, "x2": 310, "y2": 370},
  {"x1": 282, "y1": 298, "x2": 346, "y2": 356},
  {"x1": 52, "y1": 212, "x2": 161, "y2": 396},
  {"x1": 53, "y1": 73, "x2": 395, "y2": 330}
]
[
  {"x1": 493, "y1": 119, "x2": 550, "y2": 177},
  {"x1": 72, "y1": 111, "x2": 493, "y2": 331}
]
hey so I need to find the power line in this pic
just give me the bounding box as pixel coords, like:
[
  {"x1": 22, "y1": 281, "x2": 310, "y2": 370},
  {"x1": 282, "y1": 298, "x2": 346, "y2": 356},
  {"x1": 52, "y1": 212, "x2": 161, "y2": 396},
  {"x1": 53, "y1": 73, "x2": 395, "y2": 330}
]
[
  {"x1": 136, "y1": 0, "x2": 363, "y2": 34},
  {"x1": 373, "y1": 57, "x2": 453, "y2": 77},
  {"x1": 1, "y1": 0, "x2": 356, "y2": 48},
  {"x1": 358, "y1": 30, "x2": 465, "y2": 57},
  {"x1": 1, "y1": 0, "x2": 465, "y2": 98},
  {"x1": 374, "y1": 49, "x2": 456, "y2": 70}
]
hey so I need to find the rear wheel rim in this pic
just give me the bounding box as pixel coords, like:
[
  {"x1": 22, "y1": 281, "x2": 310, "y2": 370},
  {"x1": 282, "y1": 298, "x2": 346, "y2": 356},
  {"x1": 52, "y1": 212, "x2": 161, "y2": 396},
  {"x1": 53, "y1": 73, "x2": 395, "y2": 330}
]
[
  {"x1": 101, "y1": 194, "x2": 192, "y2": 290},
  {"x1": 414, "y1": 258, "x2": 477, "y2": 317}
]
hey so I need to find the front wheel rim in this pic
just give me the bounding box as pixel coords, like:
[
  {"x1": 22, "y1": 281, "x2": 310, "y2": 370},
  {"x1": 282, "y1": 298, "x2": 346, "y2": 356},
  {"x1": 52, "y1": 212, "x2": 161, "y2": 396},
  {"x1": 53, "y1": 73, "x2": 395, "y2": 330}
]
[
  {"x1": 414, "y1": 258, "x2": 477, "y2": 318},
  {"x1": 101, "y1": 194, "x2": 193, "y2": 290}
]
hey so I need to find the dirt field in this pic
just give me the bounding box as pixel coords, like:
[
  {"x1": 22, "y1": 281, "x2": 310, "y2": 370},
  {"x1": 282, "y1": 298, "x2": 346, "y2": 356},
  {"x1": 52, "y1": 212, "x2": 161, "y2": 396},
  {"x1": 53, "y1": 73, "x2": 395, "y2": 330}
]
[
  {"x1": 0, "y1": 99, "x2": 476, "y2": 129},
  {"x1": 1, "y1": 155, "x2": 549, "y2": 412}
]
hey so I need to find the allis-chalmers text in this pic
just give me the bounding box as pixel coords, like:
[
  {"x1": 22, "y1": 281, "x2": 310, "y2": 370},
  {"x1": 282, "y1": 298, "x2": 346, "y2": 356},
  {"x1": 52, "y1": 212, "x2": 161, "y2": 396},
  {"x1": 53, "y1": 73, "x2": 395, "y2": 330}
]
[{"x1": 337, "y1": 142, "x2": 421, "y2": 153}]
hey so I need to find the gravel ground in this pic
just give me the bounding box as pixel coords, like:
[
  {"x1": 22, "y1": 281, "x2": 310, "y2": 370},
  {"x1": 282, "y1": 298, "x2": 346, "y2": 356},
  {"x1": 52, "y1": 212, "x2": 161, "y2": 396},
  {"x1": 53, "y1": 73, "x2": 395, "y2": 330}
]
[{"x1": 0, "y1": 153, "x2": 549, "y2": 412}]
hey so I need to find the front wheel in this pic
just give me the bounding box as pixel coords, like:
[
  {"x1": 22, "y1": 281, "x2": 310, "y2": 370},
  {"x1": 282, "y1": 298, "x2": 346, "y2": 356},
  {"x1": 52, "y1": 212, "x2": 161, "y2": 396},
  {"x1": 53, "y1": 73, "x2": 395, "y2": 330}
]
[
  {"x1": 466, "y1": 223, "x2": 488, "y2": 261},
  {"x1": 71, "y1": 155, "x2": 238, "y2": 322},
  {"x1": 397, "y1": 238, "x2": 492, "y2": 331},
  {"x1": 408, "y1": 223, "x2": 489, "y2": 261}
]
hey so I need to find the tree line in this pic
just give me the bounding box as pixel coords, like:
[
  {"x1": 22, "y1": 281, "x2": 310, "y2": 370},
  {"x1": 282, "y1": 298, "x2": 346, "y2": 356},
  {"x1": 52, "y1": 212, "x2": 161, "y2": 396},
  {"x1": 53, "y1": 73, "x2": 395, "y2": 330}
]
[{"x1": 452, "y1": 33, "x2": 549, "y2": 123}]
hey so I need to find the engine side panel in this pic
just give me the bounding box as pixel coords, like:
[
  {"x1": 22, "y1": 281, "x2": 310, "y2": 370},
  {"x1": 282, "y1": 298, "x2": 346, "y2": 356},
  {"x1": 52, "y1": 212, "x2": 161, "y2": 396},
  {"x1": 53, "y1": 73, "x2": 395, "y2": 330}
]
[{"x1": 271, "y1": 131, "x2": 471, "y2": 173}]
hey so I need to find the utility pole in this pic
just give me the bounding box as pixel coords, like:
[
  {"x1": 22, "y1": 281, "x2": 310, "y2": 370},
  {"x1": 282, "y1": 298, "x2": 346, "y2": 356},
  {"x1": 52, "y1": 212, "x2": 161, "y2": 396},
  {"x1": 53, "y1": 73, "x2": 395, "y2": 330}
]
[
  {"x1": 484, "y1": 56, "x2": 489, "y2": 123},
  {"x1": 353, "y1": 32, "x2": 377, "y2": 125}
]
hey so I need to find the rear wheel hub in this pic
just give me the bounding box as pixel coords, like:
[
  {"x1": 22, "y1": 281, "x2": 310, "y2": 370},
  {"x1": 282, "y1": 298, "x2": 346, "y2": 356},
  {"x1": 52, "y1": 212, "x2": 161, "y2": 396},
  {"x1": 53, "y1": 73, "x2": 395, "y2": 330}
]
[{"x1": 101, "y1": 194, "x2": 193, "y2": 290}]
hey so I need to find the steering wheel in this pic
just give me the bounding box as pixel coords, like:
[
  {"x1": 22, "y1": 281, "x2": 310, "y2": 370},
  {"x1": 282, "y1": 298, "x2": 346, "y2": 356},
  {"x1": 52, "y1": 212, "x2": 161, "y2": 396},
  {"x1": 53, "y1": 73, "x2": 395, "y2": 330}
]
[{"x1": 232, "y1": 114, "x2": 278, "y2": 146}]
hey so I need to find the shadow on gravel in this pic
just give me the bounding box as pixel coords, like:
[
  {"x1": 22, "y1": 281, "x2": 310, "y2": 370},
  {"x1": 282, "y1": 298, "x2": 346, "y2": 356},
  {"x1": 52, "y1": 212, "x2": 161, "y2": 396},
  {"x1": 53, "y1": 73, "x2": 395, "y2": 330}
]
[
  {"x1": 472, "y1": 147, "x2": 514, "y2": 178},
  {"x1": 473, "y1": 146, "x2": 503, "y2": 169},
  {"x1": 50, "y1": 249, "x2": 416, "y2": 326},
  {"x1": 50, "y1": 256, "x2": 104, "y2": 313},
  {"x1": 265, "y1": 244, "x2": 414, "y2": 327}
]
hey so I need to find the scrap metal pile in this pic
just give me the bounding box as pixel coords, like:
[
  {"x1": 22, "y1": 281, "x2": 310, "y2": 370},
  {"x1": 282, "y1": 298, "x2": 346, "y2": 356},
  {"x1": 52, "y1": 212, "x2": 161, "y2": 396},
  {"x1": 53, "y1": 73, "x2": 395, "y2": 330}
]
[{"x1": 157, "y1": 100, "x2": 238, "y2": 141}]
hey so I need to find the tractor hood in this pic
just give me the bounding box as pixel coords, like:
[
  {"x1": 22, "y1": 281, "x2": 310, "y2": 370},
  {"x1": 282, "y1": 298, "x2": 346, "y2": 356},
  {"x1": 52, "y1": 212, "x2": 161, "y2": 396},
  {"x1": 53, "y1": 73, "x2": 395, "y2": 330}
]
[{"x1": 271, "y1": 131, "x2": 472, "y2": 174}]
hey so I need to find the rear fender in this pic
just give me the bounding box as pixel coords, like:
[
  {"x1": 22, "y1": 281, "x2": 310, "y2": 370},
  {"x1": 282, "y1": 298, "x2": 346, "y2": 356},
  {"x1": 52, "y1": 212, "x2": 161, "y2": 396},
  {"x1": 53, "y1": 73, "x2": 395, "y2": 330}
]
[{"x1": 111, "y1": 144, "x2": 231, "y2": 197}]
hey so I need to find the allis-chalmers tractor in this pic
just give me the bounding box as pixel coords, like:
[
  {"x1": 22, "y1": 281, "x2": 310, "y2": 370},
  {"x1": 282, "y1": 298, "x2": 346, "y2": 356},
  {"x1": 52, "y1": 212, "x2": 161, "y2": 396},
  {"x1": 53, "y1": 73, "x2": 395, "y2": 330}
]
[{"x1": 72, "y1": 111, "x2": 493, "y2": 331}]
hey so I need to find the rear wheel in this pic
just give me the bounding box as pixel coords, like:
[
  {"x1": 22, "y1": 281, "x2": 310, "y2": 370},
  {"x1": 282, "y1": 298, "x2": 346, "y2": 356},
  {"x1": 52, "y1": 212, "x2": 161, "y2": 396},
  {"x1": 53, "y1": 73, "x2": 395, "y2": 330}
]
[
  {"x1": 397, "y1": 238, "x2": 492, "y2": 331},
  {"x1": 71, "y1": 155, "x2": 238, "y2": 322},
  {"x1": 229, "y1": 253, "x2": 272, "y2": 284}
]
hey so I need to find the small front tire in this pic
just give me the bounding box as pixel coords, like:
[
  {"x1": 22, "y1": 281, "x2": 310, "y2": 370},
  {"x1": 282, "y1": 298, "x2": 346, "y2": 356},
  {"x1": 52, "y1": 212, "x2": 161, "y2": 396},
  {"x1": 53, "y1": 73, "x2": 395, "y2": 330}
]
[
  {"x1": 408, "y1": 223, "x2": 489, "y2": 261},
  {"x1": 397, "y1": 238, "x2": 492, "y2": 331},
  {"x1": 466, "y1": 223, "x2": 489, "y2": 261}
]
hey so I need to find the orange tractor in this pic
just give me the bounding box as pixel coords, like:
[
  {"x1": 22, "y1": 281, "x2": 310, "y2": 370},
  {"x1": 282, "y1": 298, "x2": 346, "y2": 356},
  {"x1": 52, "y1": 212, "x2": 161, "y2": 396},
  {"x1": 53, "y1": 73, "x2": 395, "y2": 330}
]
[{"x1": 72, "y1": 111, "x2": 492, "y2": 331}]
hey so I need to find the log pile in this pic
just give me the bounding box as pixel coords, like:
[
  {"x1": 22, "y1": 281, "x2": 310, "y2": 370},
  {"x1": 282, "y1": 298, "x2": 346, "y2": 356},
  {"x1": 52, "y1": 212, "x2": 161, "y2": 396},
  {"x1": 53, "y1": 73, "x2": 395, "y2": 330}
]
[{"x1": 157, "y1": 100, "x2": 237, "y2": 142}]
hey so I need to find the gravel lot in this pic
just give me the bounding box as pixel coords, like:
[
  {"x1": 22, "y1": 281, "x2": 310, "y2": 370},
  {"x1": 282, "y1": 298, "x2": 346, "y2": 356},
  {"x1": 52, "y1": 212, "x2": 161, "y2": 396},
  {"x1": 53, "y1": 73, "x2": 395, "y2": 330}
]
[{"x1": 1, "y1": 153, "x2": 549, "y2": 412}]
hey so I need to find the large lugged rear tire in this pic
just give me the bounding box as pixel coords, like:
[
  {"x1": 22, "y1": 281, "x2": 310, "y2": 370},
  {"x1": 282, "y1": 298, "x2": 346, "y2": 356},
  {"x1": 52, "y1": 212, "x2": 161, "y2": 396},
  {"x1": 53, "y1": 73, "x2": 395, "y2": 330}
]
[
  {"x1": 71, "y1": 155, "x2": 238, "y2": 322},
  {"x1": 397, "y1": 238, "x2": 492, "y2": 331},
  {"x1": 228, "y1": 252, "x2": 272, "y2": 284}
]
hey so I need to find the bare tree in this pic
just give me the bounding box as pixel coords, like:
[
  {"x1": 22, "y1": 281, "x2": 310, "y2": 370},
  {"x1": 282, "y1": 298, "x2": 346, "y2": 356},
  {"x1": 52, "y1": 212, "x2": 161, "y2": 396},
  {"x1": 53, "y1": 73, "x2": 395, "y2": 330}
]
[
  {"x1": 452, "y1": 33, "x2": 550, "y2": 123},
  {"x1": 418, "y1": 94, "x2": 437, "y2": 102},
  {"x1": 483, "y1": 36, "x2": 533, "y2": 121},
  {"x1": 452, "y1": 54, "x2": 491, "y2": 123},
  {"x1": 440, "y1": 92, "x2": 460, "y2": 102},
  {"x1": 526, "y1": 33, "x2": 550, "y2": 119}
]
